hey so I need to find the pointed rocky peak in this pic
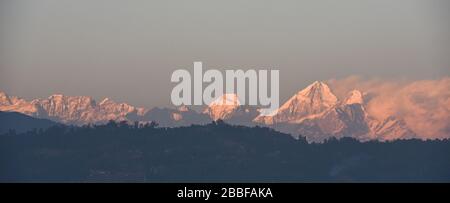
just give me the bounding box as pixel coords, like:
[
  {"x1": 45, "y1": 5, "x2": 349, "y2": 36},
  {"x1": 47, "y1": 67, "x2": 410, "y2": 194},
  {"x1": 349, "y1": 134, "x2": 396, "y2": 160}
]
[
  {"x1": 0, "y1": 91, "x2": 12, "y2": 105},
  {"x1": 281, "y1": 81, "x2": 338, "y2": 112},
  {"x1": 208, "y1": 93, "x2": 241, "y2": 107},
  {"x1": 258, "y1": 81, "x2": 339, "y2": 124},
  {"x1": 204, "y1": 94, "x2": 242, "y2": 121},
  {"x1": 344, "y1": 90, "x2": 364, "y2": 105},
  {"x1": 298, "y1": 81, "x2": 323, "y2": 93},
  {"x1": 297, "y1": 81, "x2": 338, "y2": 105}
]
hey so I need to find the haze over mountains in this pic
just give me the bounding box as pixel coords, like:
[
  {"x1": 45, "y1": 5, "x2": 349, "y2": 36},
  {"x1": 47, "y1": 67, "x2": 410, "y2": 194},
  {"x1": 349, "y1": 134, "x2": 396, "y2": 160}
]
[
  {"x1": 1, "y1": 78, "x2": 449, "y2": 142},
  {"x1": 254, "y1": 81, "x2": 418, "y2": 141}
]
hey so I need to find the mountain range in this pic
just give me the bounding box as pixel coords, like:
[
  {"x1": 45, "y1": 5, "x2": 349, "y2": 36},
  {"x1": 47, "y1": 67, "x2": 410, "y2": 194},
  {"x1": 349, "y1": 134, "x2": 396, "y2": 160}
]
[{"x1": 0, "y1": 81, "x2": 431, "y2": 142}]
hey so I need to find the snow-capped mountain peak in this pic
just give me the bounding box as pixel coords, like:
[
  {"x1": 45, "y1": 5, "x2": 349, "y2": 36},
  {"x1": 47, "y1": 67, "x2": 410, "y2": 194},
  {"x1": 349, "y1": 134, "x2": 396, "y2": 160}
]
[
  {"x1": 283, "y1": 81, "x2": 337, "y2": 114},
  {"x1": 204, "y1": 94, "x2": 242, "y2": 121},
  {"x1": 208, "y1": 93, "x2": 241, "y2": 107},
  {"x1": 0, "y1": 92, "x2": 144, "y2": 124},
  {"x1": 297, "y1": 81, "x2": 338, "y2": 105},
  {"x1": 0, "y1": 85, "x2": 421, "y2": 142},
  {"x1": 255, "y1": 81, "x2": 338, "y2": 124},
  {"x1": 0, "y1": 91, "x2": 12, "y2": 105},
  {"x1": 253, "y1": 84, "x2": 417, "y2": 142}
]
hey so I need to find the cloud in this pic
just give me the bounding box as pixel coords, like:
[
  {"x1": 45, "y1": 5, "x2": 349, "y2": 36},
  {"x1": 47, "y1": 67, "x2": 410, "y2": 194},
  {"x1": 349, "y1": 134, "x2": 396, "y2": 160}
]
[{"x1": 327, "y1": 76, "x2": 450, "y2": 139}]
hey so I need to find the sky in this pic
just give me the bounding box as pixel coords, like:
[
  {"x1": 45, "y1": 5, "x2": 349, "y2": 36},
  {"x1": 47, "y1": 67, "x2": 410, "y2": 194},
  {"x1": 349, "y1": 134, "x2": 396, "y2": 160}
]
[{"x1": 0, "y1": 0, "x2": 449, "y2": 108}]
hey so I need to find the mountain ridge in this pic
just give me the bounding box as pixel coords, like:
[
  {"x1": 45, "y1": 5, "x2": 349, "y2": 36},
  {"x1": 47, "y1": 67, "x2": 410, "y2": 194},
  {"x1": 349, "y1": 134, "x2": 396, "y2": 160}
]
[
  {"x1": 0, "y1": 81, "x2": 429, "y2": 142},
  {"x1": 0, "y1": 111, "x2": 57, "y2": 134}
]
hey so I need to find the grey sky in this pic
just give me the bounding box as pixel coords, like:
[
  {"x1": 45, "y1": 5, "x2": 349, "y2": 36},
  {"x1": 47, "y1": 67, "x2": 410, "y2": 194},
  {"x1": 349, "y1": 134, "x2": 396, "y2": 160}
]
[{"x1": 0, "y1": 0, "x2": 449, "y2": 108}]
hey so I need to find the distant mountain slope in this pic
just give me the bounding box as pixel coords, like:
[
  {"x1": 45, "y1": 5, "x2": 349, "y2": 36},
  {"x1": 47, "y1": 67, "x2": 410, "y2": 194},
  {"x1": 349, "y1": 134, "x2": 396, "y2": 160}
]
[
  {"x1": 0, "y1": 111, "x2": 57, "y2": 134},
  {"x1": 0, "y1": 91, "x2": 147, "y2": 125},
  {"x1": 254, "y1": 82, "x2": 416, "y2": 142},
  {"x1": 203, "y1": 94, "x2": 259, "y2": 126},
  {"x1": 255, "y1": 81, "x2": 338, "y2": 124}
]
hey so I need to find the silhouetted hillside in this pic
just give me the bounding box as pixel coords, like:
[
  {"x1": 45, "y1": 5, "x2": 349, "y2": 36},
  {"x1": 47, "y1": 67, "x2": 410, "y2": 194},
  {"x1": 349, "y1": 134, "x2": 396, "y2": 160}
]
[
  {"x1": 0, "y1": 120, "x2": 449, "y2": 182},
  {"x1": 0, "y1": 111, "x2": 56, "y2": 134}
]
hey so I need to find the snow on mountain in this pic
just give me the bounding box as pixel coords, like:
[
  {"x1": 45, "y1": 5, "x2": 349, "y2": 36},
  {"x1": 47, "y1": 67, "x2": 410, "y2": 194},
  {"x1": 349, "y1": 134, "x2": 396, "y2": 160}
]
[
  {"x1": 0, "y1": 85, "x2": 419, "y2": 142},
  {"x1": 0, "y1": 91, "x2": 12, "y2": 105},
  {"x1": 254, "y1": 82, "x2": 416, "y2": 142},
  {"x1": 255, "y1": 81, "x2": 338, "y2": 124},
  {"x1": 98, "y1": 97, "x2": 144, "y2": 118},
  {"x1": 36, "y1": 94, "x2": 97, "y2": 123},
  {"x1": 275, "y1": 101, "x2": 375, "y2": 142},
  {"x1": 200, "y1": 93, "x2": 260, "y2": 125},
  {"x1": 0, "y1": 91, "x2": 40, "y2": 116},
  {"x1": 370, "y1": 116, "x2": 416, "y2": 141},
  {"x1": 204, "y1": 94, "x2": 241, "y2": 121},
  {"x1": 0, "y1": 91, "x2": 145, "y2": 125}
]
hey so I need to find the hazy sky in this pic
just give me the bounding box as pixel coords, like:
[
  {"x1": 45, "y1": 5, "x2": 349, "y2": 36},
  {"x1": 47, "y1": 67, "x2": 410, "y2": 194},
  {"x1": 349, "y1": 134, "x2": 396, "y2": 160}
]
[{"x1": 1, "y1": 0, "x2": 449, "y2": 108}]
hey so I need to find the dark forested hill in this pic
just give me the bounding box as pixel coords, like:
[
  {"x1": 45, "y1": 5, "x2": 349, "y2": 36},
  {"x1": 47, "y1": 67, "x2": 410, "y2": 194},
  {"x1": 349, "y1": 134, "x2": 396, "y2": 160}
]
[
  {"x1": 0, "y1": 111, "x2": 56, "y2": 134},
  {"x1": 0, "y1": 120, "x2": 449, "y2": 182}
]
